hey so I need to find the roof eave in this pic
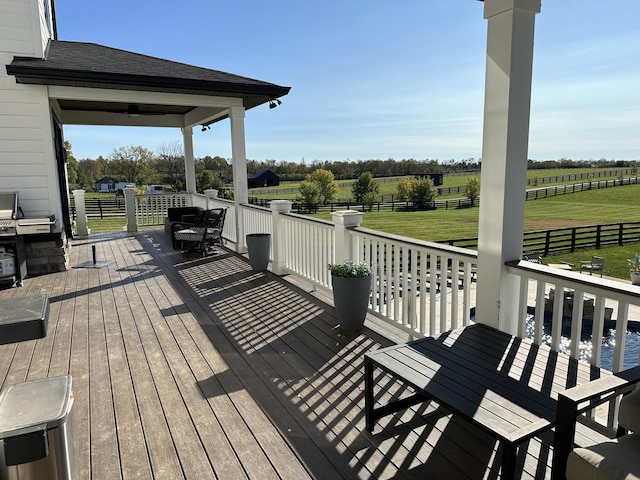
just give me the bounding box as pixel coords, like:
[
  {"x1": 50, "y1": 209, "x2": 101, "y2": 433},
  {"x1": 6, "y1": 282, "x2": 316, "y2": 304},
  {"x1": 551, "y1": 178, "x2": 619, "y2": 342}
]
[{"x1": 6, "y1": 65, "x2": 291, "y2": 99}]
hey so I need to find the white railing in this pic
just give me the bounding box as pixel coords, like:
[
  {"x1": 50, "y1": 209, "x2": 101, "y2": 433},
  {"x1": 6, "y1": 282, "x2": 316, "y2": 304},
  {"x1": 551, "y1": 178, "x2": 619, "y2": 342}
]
[
  {"x1": 506, "y1": 260, "x2": 640, "y2": 432},
  {"x1": 281, "y1": 213, "x2": 335, "y2": 288},
  {"x1": 350, "y1": 228, "x2": 477, "y2": 339},
  {"x1": 506, "y1": 260, "x2": 640, "y2": 371},
  {"x1": 133, "y1": 193, "x2": 190, "y2": 227},
  {"x1": 242, "y1": 204, "x2": 272, "y2": 237}
]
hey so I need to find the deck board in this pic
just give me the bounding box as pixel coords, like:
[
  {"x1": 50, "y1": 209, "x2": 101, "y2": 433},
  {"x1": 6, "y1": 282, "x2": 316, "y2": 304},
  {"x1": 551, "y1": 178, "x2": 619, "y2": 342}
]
[{"x1": 0, "y1": 229, "x2": 612, "y2": 479}]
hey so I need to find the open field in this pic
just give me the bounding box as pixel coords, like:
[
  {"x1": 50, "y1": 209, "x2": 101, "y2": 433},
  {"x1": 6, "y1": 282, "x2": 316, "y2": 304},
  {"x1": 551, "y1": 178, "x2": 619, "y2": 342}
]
[
  {"x1": 310, "y1": 183, "x2": 640, "y2": 280},
  {"x1": 84, "y1": 176, "x2": 640, "y2": 280},
  {"x1": 249, "y1": 167, "x2": 634, "y2": 201}
]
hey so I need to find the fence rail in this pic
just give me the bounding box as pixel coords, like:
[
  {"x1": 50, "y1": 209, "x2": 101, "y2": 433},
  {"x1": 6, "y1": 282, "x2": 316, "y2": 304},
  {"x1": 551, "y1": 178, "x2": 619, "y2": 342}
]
[
  {"x1": 443, "y1": 221, "x2": 640, "y2": 254},
  {"x1": 70, "y1": 197, "x2": 126, "y2": 219},
  {"x1": 249, "y1": 176, "x2": 640, "y2": 213}
]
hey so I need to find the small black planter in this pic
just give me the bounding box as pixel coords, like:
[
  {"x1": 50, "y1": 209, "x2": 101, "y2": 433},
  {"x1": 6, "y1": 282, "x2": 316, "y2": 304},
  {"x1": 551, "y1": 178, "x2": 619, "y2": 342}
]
[
  {"x1": 331, "y1": 274, "x2": 372, "y2": 330},
  {"x1": 246, "y1": 233, "x2": 271, "y2": 271}
]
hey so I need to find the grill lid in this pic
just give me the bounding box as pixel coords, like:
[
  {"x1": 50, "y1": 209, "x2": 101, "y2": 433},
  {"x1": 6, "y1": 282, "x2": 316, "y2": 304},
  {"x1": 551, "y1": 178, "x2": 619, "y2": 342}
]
[{"x1": 0, "y1": 192, "x2": 19, "y2": 220}]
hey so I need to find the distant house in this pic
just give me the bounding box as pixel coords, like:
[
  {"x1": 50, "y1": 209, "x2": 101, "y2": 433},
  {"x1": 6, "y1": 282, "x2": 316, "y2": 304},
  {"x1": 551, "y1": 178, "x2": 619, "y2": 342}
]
[
  {"x1": 94, "y1": 176, "x2": 118, "y2": 193},
  {"x1": 248, "y1": 169, "x2": 280, "y2": 189}
]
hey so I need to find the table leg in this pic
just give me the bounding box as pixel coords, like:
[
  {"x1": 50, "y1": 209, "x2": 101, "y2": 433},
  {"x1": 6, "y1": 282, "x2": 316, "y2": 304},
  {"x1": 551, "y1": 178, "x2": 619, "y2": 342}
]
[
  {"x1": 501, "y1": 442, "x2": 516, "y2": 480},
  {"x1": 364, "y1": 359, "x2": 375, "y2": 432}
]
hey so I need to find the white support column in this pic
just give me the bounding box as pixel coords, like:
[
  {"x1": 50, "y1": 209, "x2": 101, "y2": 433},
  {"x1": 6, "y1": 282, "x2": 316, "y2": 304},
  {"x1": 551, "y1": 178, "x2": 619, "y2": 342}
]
[
  {"x1": 182, "y1": 127, "x2": 196, "y2": 194},
  {"x1": 123, "y1": 187, "x2": 137, "y2": 233},
  {"x1": 230, "y1": 106, "x2": 248, "y2": 252},
  {"x1": 72, "y1": 190, "x2": 89, "y2": 237},
  {"x1": 476, "y1": 0, "x2": 541, "y2": 334},
  {"x1": 331, "y1": 210, "x2": 363, "y2": 263},
  {"x1": 270, "y1": 200, "x2": 292, "y2": 275}
]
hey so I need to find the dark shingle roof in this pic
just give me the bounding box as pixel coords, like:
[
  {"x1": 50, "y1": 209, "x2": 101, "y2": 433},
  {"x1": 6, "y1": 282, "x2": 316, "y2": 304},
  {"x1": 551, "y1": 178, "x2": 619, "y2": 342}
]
[{"x1": 7, "y1": 40, "x2": 290, "y2": 108}]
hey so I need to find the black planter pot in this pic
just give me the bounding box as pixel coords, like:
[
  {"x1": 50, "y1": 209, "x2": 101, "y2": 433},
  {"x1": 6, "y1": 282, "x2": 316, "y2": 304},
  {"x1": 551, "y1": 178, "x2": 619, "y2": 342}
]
[
  {"x1": 246, "y1": 233, "x2": 271, "y2": 271},
  {"x1": 331, "y1": 274, "x2": 372, "y2": 330}
]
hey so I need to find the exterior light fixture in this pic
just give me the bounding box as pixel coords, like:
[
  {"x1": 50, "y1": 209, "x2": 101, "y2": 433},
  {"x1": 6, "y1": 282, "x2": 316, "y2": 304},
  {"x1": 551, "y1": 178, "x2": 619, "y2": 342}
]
[{"x1": 126, "y1": 104, "x2": 140, "y2": 117}]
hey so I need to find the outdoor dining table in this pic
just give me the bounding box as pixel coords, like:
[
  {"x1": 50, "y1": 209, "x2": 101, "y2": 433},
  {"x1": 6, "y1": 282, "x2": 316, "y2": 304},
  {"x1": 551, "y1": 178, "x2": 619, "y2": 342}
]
[{"x1": 364, "y1": 323, "x2": 606, "y2": 479}]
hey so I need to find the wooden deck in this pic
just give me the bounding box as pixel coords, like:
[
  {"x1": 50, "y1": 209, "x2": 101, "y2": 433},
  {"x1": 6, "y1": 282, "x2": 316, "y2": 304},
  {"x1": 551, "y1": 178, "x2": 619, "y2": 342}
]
[{"x1": 0, "y1": 229, "x2": 605, "y2": 479}]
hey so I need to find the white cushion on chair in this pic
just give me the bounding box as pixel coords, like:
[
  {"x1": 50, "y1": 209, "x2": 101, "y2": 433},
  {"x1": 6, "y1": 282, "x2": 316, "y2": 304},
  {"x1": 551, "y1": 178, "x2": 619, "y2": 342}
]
[
  {"x1": 174, "y1": 227, "x2": 203, "y2": 242},
  {"x1": 566, "y1": 434, "x2": 640, "y2": 480},
  {"x1": 619, "y1": 388, "x2": 640, "y2": 434}
]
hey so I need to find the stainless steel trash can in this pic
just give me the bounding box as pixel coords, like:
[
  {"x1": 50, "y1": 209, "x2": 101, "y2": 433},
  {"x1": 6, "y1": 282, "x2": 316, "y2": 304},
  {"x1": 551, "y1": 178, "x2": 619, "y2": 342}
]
[{"x1": 0, "y1": 375, "x2": 75, "y2": 480}]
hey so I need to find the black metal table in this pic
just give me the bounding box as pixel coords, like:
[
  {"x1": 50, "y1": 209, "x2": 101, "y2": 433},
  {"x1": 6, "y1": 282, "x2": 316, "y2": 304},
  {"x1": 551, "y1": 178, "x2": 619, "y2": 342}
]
[{"x1": 364, "y1": 323, "x2": 605, "y2": 479}]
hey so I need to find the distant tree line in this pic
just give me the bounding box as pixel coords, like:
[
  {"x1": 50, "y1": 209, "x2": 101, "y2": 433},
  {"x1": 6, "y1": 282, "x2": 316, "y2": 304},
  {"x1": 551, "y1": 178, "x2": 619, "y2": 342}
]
[{"x1": 67, "y1": 139, "x2": 637, "y2": 194}]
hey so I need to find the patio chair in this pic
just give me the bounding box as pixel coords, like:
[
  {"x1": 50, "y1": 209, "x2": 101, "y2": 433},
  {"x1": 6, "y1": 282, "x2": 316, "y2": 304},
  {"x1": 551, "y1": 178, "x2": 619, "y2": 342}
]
[
  {"x1": 565, "y1": 385, "x2": 640, "y2": 479},
  {"x1": 580, "y1": 255, "x2": 604, "y2": 277},
  {"x1": 523, "y1": 251, "x2": 542, "y2": 264},
  {"x1": 172, "y1": 208, "x2": 227, "y2": 256}
]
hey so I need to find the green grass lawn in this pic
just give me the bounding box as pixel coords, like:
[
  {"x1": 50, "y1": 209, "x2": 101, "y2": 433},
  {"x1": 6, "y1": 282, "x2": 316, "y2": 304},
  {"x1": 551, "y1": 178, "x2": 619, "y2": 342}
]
[
  {"x1": 249, "y1": 167, "x2": 633, "y2": 201},
  {"x1": 82, "y1": 173, "x2": 640, "y2": 280},
  {"x1": 310, "y1": 183, "x2": 640, "y2": 280}
]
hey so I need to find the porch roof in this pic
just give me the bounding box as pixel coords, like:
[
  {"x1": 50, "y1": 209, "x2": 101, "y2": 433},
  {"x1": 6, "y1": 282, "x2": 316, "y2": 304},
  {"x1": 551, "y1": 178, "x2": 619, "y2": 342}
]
[{"x1": 6, "y1": 40, "x2": 290, "y2": 121}]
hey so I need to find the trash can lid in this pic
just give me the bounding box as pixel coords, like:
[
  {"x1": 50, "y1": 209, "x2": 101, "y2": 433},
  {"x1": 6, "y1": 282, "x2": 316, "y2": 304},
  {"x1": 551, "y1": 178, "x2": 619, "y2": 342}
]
[{"x1": 0, "y1": 375, "x2": 72, "y2": 439}]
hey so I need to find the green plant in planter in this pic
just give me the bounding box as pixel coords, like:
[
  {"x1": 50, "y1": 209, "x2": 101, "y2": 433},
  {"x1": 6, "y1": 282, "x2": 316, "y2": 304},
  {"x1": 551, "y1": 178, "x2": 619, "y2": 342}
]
[
  {"x1": 328, "y1": 261, "x2": 372, "y2": 330},
  {"x1": 328, "y1": 261, "x2": 371, "y2": 278}
]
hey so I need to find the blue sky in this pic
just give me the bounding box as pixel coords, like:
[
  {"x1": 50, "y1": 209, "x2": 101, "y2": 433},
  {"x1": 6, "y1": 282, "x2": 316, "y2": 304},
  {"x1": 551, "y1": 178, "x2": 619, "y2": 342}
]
[{"x1": 56, "y1": 0, "x2": 640, "y2": 163}]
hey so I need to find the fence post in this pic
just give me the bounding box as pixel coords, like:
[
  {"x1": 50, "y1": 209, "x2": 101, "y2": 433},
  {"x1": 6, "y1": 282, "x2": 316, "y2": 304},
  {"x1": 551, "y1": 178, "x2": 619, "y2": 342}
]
[
  {"x1": 72, "y1": 190, "x2": 89, "y2": 237},
  {"x1": 271, "y1": 200, "x2": 292, "y2": 275},
  {"x1": 619, "y1": 223, "x2": 624, "y2": 246},
  {"x1": 331, "y1": 210, "x2": 363, "y2": 263},
  {"x1": 124, "y1": 187, "x2": 138, "y2": 233}
]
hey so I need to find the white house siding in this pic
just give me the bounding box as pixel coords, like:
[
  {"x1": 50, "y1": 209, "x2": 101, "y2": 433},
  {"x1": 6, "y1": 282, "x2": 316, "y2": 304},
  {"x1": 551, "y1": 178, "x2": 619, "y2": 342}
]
[{"x1": 0, "y1": 0, "x2": 61, "y2": 220}]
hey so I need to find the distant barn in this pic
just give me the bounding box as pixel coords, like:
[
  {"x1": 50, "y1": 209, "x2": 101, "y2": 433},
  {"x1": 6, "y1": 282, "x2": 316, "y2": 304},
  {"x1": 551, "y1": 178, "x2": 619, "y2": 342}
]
[{"x1": 248, "y1": 169, "x2": 280, "y2": 188}]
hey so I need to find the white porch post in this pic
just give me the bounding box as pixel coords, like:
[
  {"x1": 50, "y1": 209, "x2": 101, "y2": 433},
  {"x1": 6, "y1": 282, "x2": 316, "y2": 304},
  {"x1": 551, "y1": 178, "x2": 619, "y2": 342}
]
[
  {"x1": 182, "y1": 127, "x2": 196, "y2": 194},
  {"x1": 230, "y1": 106, "x2": 248, "y2": 252},
  {"x1": 123, "y1": 187, "x2": 137, "y2": 233},
  {"x1": 72, "y1": 189, "x2": 89, "y2": 237},
  {"x1": 476, "y1": 0, "x2": 541, "y2": 334},
  {"x1": 331, "y1": 210, "x2": 363, "y2": 263},
  {"x1": 270, "y1": 200, "x2": 292, "y2": 275}
]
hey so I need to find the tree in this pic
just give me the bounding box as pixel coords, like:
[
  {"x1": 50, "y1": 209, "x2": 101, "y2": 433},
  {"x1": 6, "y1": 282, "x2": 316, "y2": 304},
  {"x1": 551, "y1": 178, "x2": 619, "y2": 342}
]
[
  {"x1": 351, "y1": 172, "x2": 380, "y2": 210},
  {"x1": 196, "y1": 170, "x2": 223, "y2": 193},
  {"x1": 465, "y1": 176, "x2": 481, "y2": 207},
  {"x1": 77, "y1": 158, "x2": 106, "y2": 189},
  {"x1": 305, "y1": 169, "x2": 337, "y2": 204},
  {"x1": 296, "y1": 180, "x2": 321, "y2": 211},
  {"x1": 411, "y1": 178, "x2": 436, "y2": 209},
  {"x1": 64, "y1": 141, "x2": 78, "y2": 184},
  {"x1": 396, "y1": 177, "x2": 415, "y2": 201},
  {"x1": 108, "y1": 145, "x2": 155, "y2": 184},
  {"x1": 396, "y1": 177, "x2": 436, "y2": 209},
  {"x1": 155, "y1": 141, "x2": 184, "y2": 191}
]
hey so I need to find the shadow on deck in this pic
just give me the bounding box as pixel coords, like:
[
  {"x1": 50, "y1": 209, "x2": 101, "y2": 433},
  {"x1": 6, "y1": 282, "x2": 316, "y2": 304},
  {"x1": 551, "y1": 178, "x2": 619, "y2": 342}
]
[{"x1": 0, "y1": 229, "x2": 571, "y2": 479}]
